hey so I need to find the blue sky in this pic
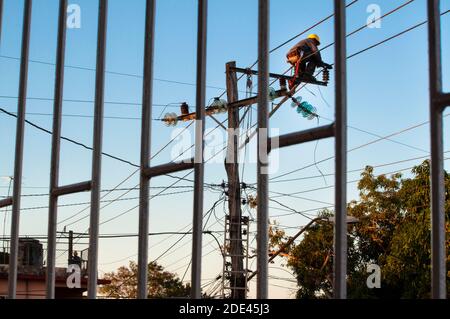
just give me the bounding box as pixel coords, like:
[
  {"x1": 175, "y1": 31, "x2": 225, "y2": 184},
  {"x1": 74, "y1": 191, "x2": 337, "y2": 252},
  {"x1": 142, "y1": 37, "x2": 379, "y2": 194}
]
[{"x1": 0, "y1": 0, "x2": 449, "y2": 298}]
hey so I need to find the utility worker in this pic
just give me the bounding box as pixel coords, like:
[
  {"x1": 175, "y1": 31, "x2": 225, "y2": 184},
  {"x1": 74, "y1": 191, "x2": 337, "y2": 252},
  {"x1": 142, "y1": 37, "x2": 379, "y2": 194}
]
[{"x1": 286, "y1": 34, "x2": 332, "y2": 89}]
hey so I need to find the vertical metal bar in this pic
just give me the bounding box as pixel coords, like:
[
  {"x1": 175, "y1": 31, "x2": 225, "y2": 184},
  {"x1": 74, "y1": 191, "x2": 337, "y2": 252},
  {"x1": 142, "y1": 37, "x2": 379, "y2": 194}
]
[
  {"x1": 137, "y1": 0, "x2": 155, "y2": 300},
  {"x1": 334, "y1": 0, "x2": 348, "y2": 299},
  {"x1": 8, "y1": 0, "x2": 32, "y2": 299},
  {"x1": 257, "y1": 0, "x2": 269, "y2": 300},
  {"x1": 46, "y1": 0, "x2": 67, "y2": 299},
  {"x1": 0, "y1": 0, "x2": 3, "y2": 44},
  {"x1": 191, "y1": 0, "x2": 207, "y2": 299},
  {"x1": 427, "y1": 0, "x2": 446, "y2": 299},
  {"x1": 68, "y1": 230, "x2": 73, "y2": 264},
  {"x1": 87, "y1": 0, "x2": 108, "y2": 299}
]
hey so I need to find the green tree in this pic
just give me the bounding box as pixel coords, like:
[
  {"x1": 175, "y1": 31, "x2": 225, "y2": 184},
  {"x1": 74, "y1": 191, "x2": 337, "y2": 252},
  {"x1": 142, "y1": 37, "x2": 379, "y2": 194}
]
[
  {"x1": 99, "y1": 261, "x2": 190, "y2": 299},
  {"x1": 273, "y1": 161, "x2": 450, "y2": 298}
]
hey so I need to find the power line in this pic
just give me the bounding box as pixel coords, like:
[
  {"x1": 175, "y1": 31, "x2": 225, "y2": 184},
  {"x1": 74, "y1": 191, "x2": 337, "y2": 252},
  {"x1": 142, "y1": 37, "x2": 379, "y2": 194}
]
[
  {"x1": 269, "y1": 0, "x2": 360, "y2": 54},
  {"x1": 0, "y1": 185, "x2": 196, "y2": 198},
  {"x1": 270, "y1": 156, "x2": 450, "y2": 201},
  {"x1": 170, "y1": 199, "x2": 226, "y2": 283},
  {"x1": 347, "y1": 9, "x2": 450, "y2": 60},
  {"x1": 270, "y1": 205, "x2": 333, "y2": 218},
  {"x1": 0, "y1": 54, "x2": 228, "y2": 91},
  {"x1": 0, "y1": 230, "x2": 221, "y2": 241},
  {"x1": 246, "y1": 184, "x2": 333, "y2": 207},
  {"x1": 271, "y1": 114, "x2": 450, "y2": 181},
  {"x1": 0, "y1": 113, "x2": 205, "y2": 229},
  {"x1": 98, "y1": 201, "x2": 225, "y2": 293},
  {"x1": 311, "y1": 0, "x2": 417, "y2": 59},
  {"x1": 268, "y1": 198, "x2": 317, "y2": 221},
  {"x1": 348, "y1": 0, "x2": 415, "y2": 37},
  {"x1": 55, "y1": 115, "x2": 226, "y2": 228},
  {"x1": 100, "y1": 196, "x2": 225, "y2": 266},
  {"x1": 0, "y1": 110, "x2": 142, "y2": 121},
  {"x1": 269, "y1": 283, "x2": 298, "y2": 291},
  {"x1": 6, "y1": 189, "x2": 194, "y2": 212},
  {"x1": 169, "y1": 244, "x2": 221, "y2": 274},
  {"x1": 66, "y1": 172, "x2": 195, "y2": 228},
  {"x1": 267, "y1": 159, "x2": 450, "y2": 220},
  {"x1": 80, "y1": 193, "x2": 225, "y2": 268},
  {"x1": 0, "y1": 95, "x2": 180, "y2": 108},
  {"x1": 65, "y1": 135, "x2": 228, "y2": 229},
  {"x1": 101, "y1": 233, "x2": 224, "y2": 298},
  {"x1": 270, "y1": 150, "x2": 450, "y2": 185},
  {"x1": 317, "y1": 107, "x2": 428, "y2": 155},
  {"x1": 0, "y1": 106, "x2": 207, "y2": 177},
  {"x1": 58, "y1": 121, "x2": 199, "y2": 226},
  {"x1": 269, "y1": 191, "x2": 332, "y2": 206},
  {"x1": 0, "y1": 106, "x2": 139, "y2": 168}
]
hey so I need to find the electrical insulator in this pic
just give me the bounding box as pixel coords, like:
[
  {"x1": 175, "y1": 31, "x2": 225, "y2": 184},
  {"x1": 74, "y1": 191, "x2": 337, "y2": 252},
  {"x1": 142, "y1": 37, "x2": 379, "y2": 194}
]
[
  {"x1": 268, "y1": 87, "x2": 277, "y2": 101},
  {"x1": 290, "y1": 96, "x2": 302, "y2": 108},
  {"x1": 322, "y1": 69, "x2": 330, "y2": 83},
  {"x1": 296, "y1": 101, "x2": 317, "y2": 120},
  {"x1": 163, "y1": 112, "x2": 178, "y2": 126},
  {"x1": 211, "y1": 97, "x2": 228, "y2": 113},
  {"x1": 246, "y1": 73, "x2": 253, "y2": 92},
  {"x1": 206, "y1": 106, "x2": 217, "y2": 115}
]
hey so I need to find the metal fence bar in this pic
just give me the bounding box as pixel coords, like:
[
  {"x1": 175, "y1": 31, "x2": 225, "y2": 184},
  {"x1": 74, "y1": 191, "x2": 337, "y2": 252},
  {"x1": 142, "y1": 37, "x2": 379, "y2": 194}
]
[
  {"x1": 257, "y1": 0, "x2": 269, "y2": 300},
  {"x1": 46, "y1": 0, "x2": 67, "y2": 299},
  {"x1": 0, "y1": 197, "x2": 12, "y2": 209},
  {"x1": 191, "y1": 0, "x2": 207, "y2": 299},
  {"x1": 137, "y1": 0, "x2": 156, "y2": 300},
  {"x1": 87, "y1": 0, "x2": 108, "y2": 299},
  {"x1": 427, "y1": 0, "x2": 446, "y2": 299},
  {"x1": 436, "y1": 93, "x2": 450, "y2": 109},
  {"x1": 334, "y1": 0, "x2": 348, "y2": 299},
  {"x1": 0, "y1": 0, "x2": 3, "y2": 44},
  {"x1": 143, "y1": 160, "x2": 195, "y2": 178},
  {"x1": 8, "y1": 0, "x2": 32, "y2": 299},
  {"x1": 52, "y1": 181, "x2": 91, "y2": 197},
  {"x1": 271, "y1": 124, "x2": 335, "y2": 150}
]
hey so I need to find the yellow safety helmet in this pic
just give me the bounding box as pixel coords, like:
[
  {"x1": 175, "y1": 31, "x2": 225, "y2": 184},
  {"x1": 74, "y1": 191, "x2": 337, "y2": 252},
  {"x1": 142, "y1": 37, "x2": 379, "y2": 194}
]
[{"x1": 308, "y1": 34, "x2": 321, "y2": 45}]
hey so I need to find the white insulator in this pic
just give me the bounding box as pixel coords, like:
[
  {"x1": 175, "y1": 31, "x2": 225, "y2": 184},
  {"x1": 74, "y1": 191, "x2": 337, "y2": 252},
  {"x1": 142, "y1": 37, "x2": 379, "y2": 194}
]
[{"x1": 268, "y1": 87, "x2": 277, "y2": 101}]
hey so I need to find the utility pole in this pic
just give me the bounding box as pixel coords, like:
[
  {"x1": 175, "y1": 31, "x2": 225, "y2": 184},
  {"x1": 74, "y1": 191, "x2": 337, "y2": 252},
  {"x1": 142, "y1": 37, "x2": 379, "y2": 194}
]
[
  {"x1": 68, "y1": 230, "x2": 73, "y2": 265},
  {"x1": 225, "y1": 61, "x2": 245, "y2": 299}
]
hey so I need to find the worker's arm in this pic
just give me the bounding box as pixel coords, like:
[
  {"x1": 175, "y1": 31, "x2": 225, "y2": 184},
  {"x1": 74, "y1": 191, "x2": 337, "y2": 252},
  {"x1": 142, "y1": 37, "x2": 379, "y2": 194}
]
[
  {"x1": 314, "y1": 49, "x2": 323, "y2": 63},
  {"x1": 313, "y1": 50, "x2": 333, "y2": 69},
  {"x1": 308, "y1": 41, "x2": 333, "y2": 69}
]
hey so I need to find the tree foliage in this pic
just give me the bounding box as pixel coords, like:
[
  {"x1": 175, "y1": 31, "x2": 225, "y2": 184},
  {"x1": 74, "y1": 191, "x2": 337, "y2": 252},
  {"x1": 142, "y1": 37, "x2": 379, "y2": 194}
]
[
  {"x1": 273, "y1": 161, "x2": 450, "y2": 298},
  {"x1": 99, "y1": 261, "x2": 190, "y2": 299}
]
